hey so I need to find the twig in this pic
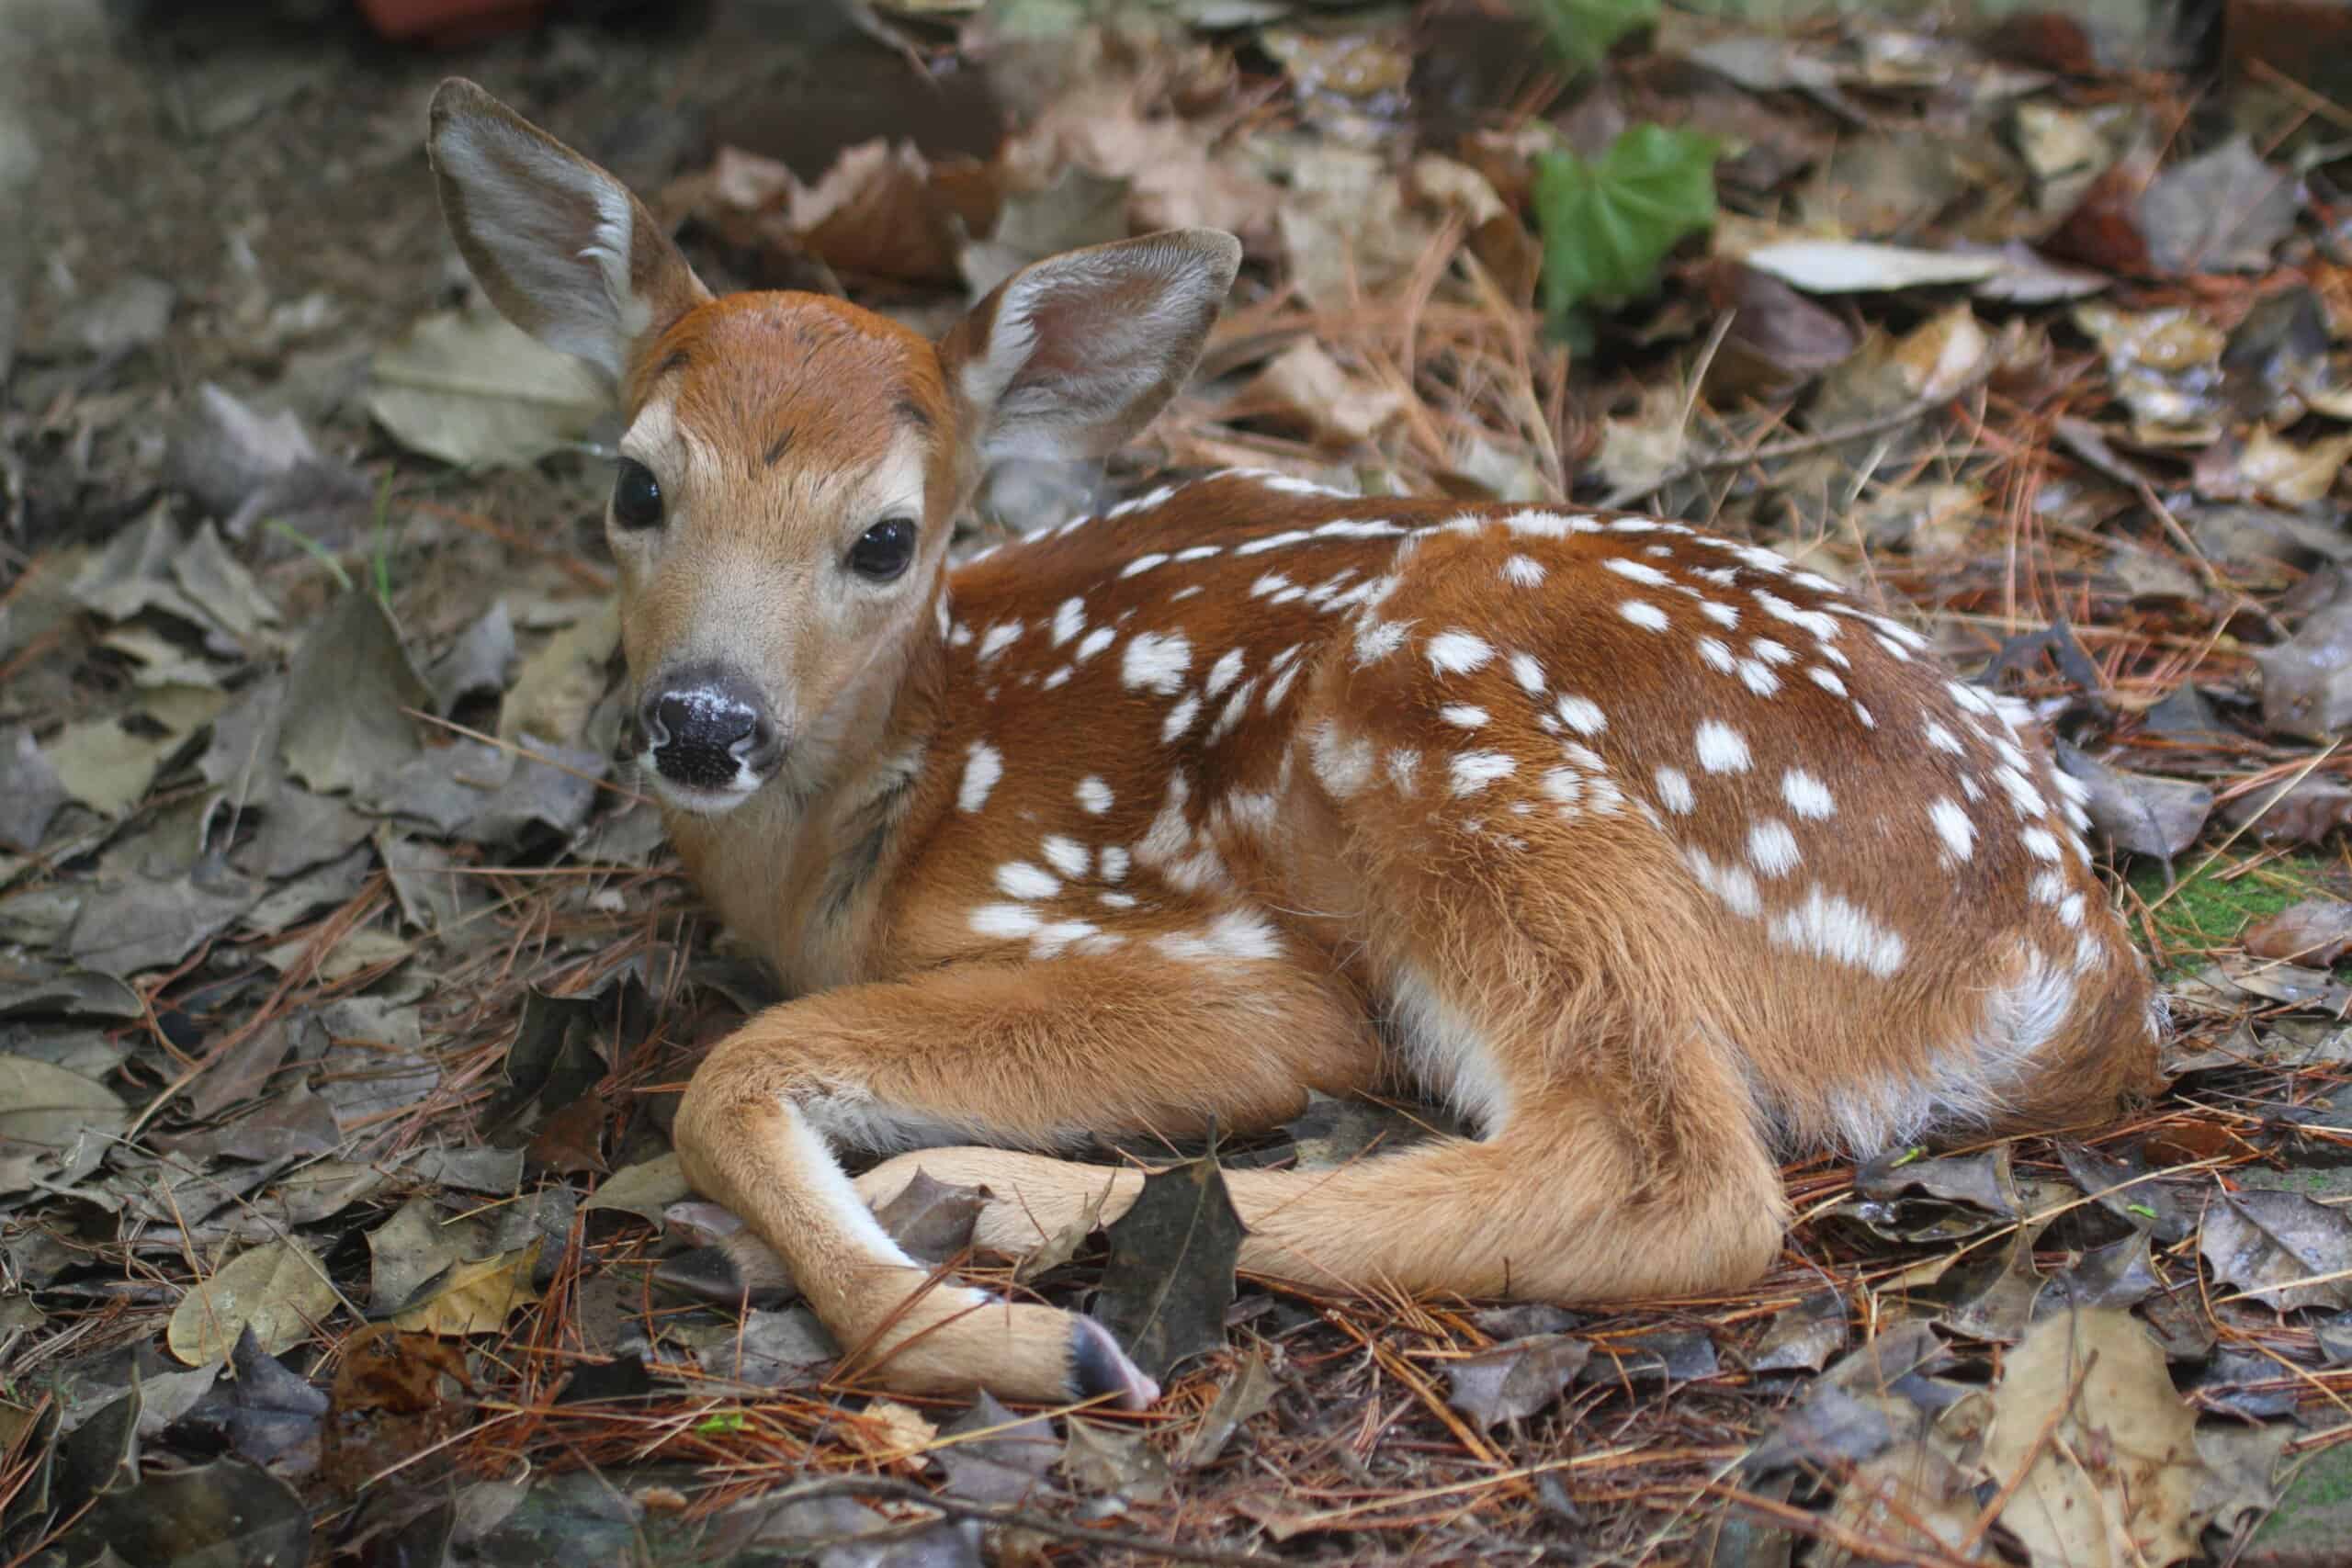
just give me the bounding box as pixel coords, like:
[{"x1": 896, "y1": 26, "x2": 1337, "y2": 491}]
[
  {"x1": 1611, "y1": 354, "x2": 2002, "y2": 508},
  {"x1": 1952, "y1": 1348, "x2": 2097, "y2": 1556},
  {"x1": 697, "y1": 1474, "x2": 1273, "y2": 1565}
]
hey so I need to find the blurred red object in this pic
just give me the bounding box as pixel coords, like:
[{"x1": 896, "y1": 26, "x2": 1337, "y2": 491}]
[{"x1": 356, "y1": 0, "x2": 552, "y2": 46}]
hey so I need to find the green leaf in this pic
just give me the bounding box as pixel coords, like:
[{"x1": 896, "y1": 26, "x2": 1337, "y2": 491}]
[
  {"x1": 1520, "y1": 0, "x2": 1658, "y2": 71},
  {"x1": 695, "y1": 1409, "x2": 748, "y2": 1435},
  {"x1": 1533, "y1": 123, "x2": 1722, "y2": 326}
]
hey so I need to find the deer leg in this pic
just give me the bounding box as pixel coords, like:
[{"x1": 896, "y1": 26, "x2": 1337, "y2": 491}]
[{"x1": 672, "y1": 949, "x2": 1374, "y2": 1406}]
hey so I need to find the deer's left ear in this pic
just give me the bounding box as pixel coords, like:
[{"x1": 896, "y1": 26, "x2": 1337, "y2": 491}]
[
  {"x1": 939, "y1": 230, "x2": 1241, "y2": 465},
  {"x1": 427, "y1": 78, "x2": 710, "y2": 388}
]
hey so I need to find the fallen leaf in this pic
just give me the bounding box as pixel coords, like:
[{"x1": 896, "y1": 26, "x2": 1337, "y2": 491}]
[
  {"x1": 1535, "y1": 123, "x2": 1721, "y2": 319},
  {"x1": 2245, "y1": 897, "x2": 2352, "y2": 966},
  {"x1": 1737, "y1": 240, "x2": 2007, "y2": 294},
  {"x1": 169, "y1": 1238, "x2": 339, "y2": 1364},
  {"x1": 937, "y1": 1391, "x2": 1062, "y2": 1504},
  {"x1": 696, "y1": 1306, "x2": 839, "y2": 1388},
  {"x1": 368, "y1": 306, "x2": 608, "y2": 469},
  {"x1": 1818, "y1": 1439, "x2": 1991, "y2": 1565},
  {"x1": 1179, "y1": 1347, "x2": 1276, "y2": 1469},
  {"x1": 1750, "y1": 1289, "x2": 1849, "y2": 1374},
  {"x1": 2137, "y1": 134, "x2": 2300, "y2": 276},
  {"x1": 1062, "y1": 1417, "x2": 1171, "y2": 1501},
  {"x1": 2070, "y1": 302, "x2": 2227, "y2": 446},
  {"x1": 959, "y1": 164, "x2": 1131, "y2": 300},
  {"x1": 390, "y1": 1241, "x2": 542, "y2": 1335},
  {"x1": 2054, "y1": 1142, "x2": 2194, "y2": 1244},
  {"x1": 277, "y1": 592, "x2": 427, "y2": 794},
  {"x1": 428, "y1": 600, "x2": 515, "y2": 716},
  {"x1": 0, "y1": 728, "x2": 67, "y2": 850},
  {"x1": 872, "y1": 1168, "x2": 989, "y2": 1263},
  {"x1": 2200, "y1": 1189, "x2": 2352, "y2": 1311},
  {"x1": 1444, "y1": 1333, "x2": 1591, "y2": 1428},
  {"x1": 1230, "y1": 340, "x2": 1407, "y2": 447},
  {"x1": 582, "y1": 1153, "x2": 690, "y2": 1225},
  {"x1": 2051, "y1": 743, "x2": 2211, "y2": 859},
  {"x1": 51, "y1": 1457, "x2": 309, "y2": 1568},
  {"x1": 1090, "y1": 1156, "x2": 1243, "y2": 1381},
  {"x1": 1858, "y1": 1145, "x2": 2025, "y2": 1216},
  {"x1": 1982, "y1": 1309, "x2": 2215, "y2": 1568}
]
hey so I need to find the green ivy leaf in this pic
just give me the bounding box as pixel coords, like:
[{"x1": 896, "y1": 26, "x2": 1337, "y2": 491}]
[
  {"x1": 1520, "y1": 0, "x2": 1659, "y2": 71},
  {"x1": 1533, "y1": 124, "x2": 1722, "y2": 328}
]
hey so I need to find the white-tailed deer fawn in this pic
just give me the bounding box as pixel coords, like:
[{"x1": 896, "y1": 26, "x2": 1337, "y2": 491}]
[{"x1": 429, "y1": 80, "x2": 2164, "y2": 1409}]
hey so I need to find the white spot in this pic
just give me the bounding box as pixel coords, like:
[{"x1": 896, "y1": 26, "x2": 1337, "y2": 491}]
[
  {"x1": 1041, "y1": 836, "x2": 1091, "y2": 878},
  {"x1": 1076, "y1": 776, "x2": 1114, "y2": 815},
  {"x1": 1207, "y1": 679, "x2": 1257, "y2": 743},
  {"x1": 1654, "y1": 766, "x2": 1695, "y2": 814},
  {"x1": 1122, "y1": 631, "x2": 1192, "y2": 694},
  {"x1": 1310, "y1": 721, "x2": 1376, "y2": 798},
  {"x1": 1700, "y1": 602, "x2": 1739, "y2": 629},
  {"x1": 1554, "y1": 694, "x2": 1606, "y2": 736},
  {"x1": 1604, "y1": 557, "x2": 1673, "y2": 588},
  {"x1": 1450, "y1": 750, "x2": 1519, "y2": 795},
  {"x1": 1354, "y1": 620, "x2": 1409, "y2": 665},
  {"x1": 1155, "y1": 908, "x2": 1284, "y2": 964},
  {"x1": 1929, "y1": 799, "x2": 1975, "y2": 862},
  {"x1": 1809, "y1": 667, "x2": 1849, "y2": 698},
  {"x1": 970, "y1": 904, "x2": 1041, "y2": 941},
  {"x1": 1235, "y1": 529, "x2": 1313, "y2": 556},
  {"x1": 1750, "y1": 638, "x2": 1793, "y2": 667},
  {"x1": 2022, "y1": 827, "x2": 2061, "y2": 862},
  {"x1": 1428, "y1": 630, "x2": 1496, "y2": 675},
  {"x1": 1697, "y1": 637, "x2": 1736, "y2": 674},
  {"x1": 1442, "y1": 705, "x2": 1490, "y2": 729},
  {"x1": 1051, "y1": 597, "x2": 1086, "y2": 646},
  {"x1": 1100, "y1": 890, "x2": 1138, "y2": 909},
  {"x1": 2058, "y1": 893, "x2": 2086, "y2": 930},
  {"x1": 1136, "y1": 774, "x2": 1193, "y2": 865},
  {"x1": 1782, "y1": 770, "x2": 1835, "y2": 820},
  {"x1": 1737, "y1": 660, "x2": 1781, "y2": 696},
  {"x1": 1250, "y1": 573, "x2": 1292, "y2": 599},
  {"x1": 1755, "y1": 591, "x2": 1840, "y2": 641},
  {"x1": 1851, "y1": 703, "x2": 1876, "y2": 729},
  {"x1": 1694, "y1": 720, "x2": 1751, "y2": 774},
  {"x1": 1768, "y1": 886, "x2": 1907, "y2": 977},
  {"x1": 2030, "y1": 871, "x2": 2065, "y2": 905},
  {"x1": 978, "y1": 621, "x2": 1023, "y2": 664},
  {"x1": 1120, "y1": 552, "x2": 1170, "y2": 578},
  {"x1": 1748, "y1": 819, "x2": 1803, "y2": 877},
  {"x1": 1683, "y1": 847, "x2": 1763, "y2": 918},
  {"x1": 1175, "y1": 544, "x2": 1222, "y2": 562},
  {"x1": 1948, "y1": 681, "x2": 1997, "y2": 717},
  {"x1": 1995, "y1": 766, "x2": 2048, "y2": 818},
  {"x1": 1205, "y1": 649, "x2": 1247, "y2": 699},
  {"x1": 996, "y1": 862, "x2": 1059, "y2": 900},
  {"x1": 1502, "y1": 555, "x2": 1547, "y2": 587},
  {"x1": 1620, "y1": 600, "x2": 1669, "y2": 631},
  {"x1": 957, "y1": 742, "x2": 1003, "y2": 813},
  {"x1": 1162, "y1": 692, "x2": 1203, "y2": 743},
  {"x1": 1100, "y1": 847, "x2": 1130, "y2": 882},
  {"x1": 1263, "y1": 662, "x2": 1304, "y2": 709},
  {"x1": 1510, "y1": 652, "x2": 1546, "y2": 695},
  {"x1": 1075, "y1": 626, "x2": 1115, "y2": 663},
  {"x1": 1042, "y1": 667, "x2": 1073, "y2": 690},
  {"x1": 1387, "y1": 749, "x2": 1422, "y2": 794}
]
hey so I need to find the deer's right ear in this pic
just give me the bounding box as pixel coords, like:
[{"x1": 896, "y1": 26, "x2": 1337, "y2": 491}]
[{"x1": 427, "y1": 79, "x2": 709, "y2": 387}]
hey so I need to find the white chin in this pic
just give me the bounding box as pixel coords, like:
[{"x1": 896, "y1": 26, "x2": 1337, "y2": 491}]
[{"x1": 644, "y1": 758, "x2": 760, "y2": 817}]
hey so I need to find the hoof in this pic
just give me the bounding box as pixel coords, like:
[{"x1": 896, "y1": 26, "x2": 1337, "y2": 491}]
[{"x1": 1068, "y1": 1314, "x2": 1159, "y2": 1410}]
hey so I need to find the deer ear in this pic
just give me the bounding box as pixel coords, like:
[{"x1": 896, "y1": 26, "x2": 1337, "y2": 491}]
[
  {"x1": 427, "y1": 78, "x2": 709, "y2": 387},
  {"x1": 940, "y1": 230, "x2": 1240, "y2": 465}
]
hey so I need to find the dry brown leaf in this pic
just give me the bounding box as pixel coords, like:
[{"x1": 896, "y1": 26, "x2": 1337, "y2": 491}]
[
  {"x1": 1982, "y1": 1309, "x2": 2215, "y2": 1568},
  {"x1": 1232, "y1": 340, "x2": 1406, "y2": 447},
  {"x1": 170, "y1": 1238, "x2": 339, "y2": 1365},
  {"x1": 390, "y1": 1240, "x2": 542, "y2": 1336}
]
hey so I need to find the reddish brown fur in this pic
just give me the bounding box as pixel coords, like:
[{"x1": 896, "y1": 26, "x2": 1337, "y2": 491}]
[{"x1": 428, "y1": 82, "x2": 2161, "y2": 1405}]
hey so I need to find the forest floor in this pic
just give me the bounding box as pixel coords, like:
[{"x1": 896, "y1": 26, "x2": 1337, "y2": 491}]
[{"x1": 6, "y1": 0, "x2": 2352, "y2": 1562}]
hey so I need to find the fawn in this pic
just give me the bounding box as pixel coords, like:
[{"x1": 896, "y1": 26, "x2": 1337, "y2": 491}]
[{"x1": 428, "y1": 80, "x2": 2164, "y2": 1408}]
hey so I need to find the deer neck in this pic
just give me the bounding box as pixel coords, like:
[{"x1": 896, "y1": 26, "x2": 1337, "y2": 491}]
[{"x1": 664, "y1": 589, "x2": 952, "y2": 996}]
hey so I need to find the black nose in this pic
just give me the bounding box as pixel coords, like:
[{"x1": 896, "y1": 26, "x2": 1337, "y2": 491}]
[{"x1": 639, "y1": 670, "x2": 781, "y2": 790}]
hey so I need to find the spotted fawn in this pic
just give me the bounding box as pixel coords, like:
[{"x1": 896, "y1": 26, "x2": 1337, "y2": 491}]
[{"x1": 428, "y1": 80, "x2": 2164, "y2": 1406}]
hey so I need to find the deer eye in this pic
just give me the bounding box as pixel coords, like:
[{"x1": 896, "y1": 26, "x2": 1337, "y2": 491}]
[
  {"x1": 612, "y1": 458, "x2": 664, "y2": 529},
  {"x1": 850, "y1": 517, "x2": 917, "y2": 582}
]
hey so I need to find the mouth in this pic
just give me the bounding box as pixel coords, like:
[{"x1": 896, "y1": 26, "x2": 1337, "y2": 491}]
[{"x1": 640, "y1": 746, "x2": 768, "y2": 816}]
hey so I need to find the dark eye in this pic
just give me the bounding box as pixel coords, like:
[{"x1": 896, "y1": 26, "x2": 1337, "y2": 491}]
[
  {"x1": 849, "y1": 516, "x2": 917, "y2": 581},
  {"x1": 612, "y1": 458, "x2": 663, "y2": 530}
]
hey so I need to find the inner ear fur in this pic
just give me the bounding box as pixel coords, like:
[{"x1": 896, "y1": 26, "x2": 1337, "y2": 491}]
[{"x1": 427, "y1": 77, "x2": 709, "y2": 387}]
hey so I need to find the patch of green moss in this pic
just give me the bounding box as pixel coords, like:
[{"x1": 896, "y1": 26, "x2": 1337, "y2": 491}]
[
  {"x1": 2125, "y1": 852, "x2": 2331, "y2": 973},
  {"x1": 2256, "y1": 1443, "x2": 2352, "y2": 1550}
]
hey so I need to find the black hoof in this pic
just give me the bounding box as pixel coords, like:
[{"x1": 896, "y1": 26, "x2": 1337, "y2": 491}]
[{"x1": 1068, "y1": 1315, "x2": 1159, "y2": 1410}]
